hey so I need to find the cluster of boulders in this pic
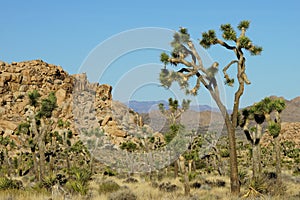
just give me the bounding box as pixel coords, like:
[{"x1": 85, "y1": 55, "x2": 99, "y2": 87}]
[
  {"x1": 0, "y1": 60, "x2": 165, "y2": 156},
  {"x1": 261, "y1": 122, "x2": 300, "y2": 148},
  {"x1": 0, "y1": 60, "x2": 73, "y2": 134}
]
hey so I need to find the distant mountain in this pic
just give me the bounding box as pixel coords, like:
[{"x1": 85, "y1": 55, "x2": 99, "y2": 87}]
[
  {"x1": 126, "y1": 100, "x2": 219, "y2": 113},
  {"x1": 282, "y1": 96, "x2": 300, "y2": 122},
  {"x1": 126, "y1": 100, "x2": 167, "y2": 113}
]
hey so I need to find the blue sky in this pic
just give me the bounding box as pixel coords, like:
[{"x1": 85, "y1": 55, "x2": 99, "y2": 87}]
[{"x1": 1, "y1": 1, "x2": 300, "y2": 108}]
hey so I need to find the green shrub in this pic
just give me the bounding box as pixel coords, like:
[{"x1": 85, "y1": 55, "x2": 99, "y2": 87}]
[
  {"x1": 120, "y1": 141, "x2": 137, "y2": 152},
  {"x1": 98, "y1": 180, "x2": 120, "y2": 194}
]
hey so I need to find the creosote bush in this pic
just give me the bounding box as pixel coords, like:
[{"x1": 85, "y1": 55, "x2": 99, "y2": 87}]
[
  {"x1": 108, "y1": 189, "x2": 137, "y2": 200},
  {"x1": 98, "y1": 180, "x2": 121, "y2": 195}
]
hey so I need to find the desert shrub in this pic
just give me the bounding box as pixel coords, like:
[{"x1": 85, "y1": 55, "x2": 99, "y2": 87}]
[
  {"x1": 159, "y1": 182, "x2": 178, "y2": 192},
  {"x1": 0, "y1": 177, "x2": 22, "y2": 190},
  {"x1": 98, "y1": 180, "x2": 120, "y2": 195},
  {"x1": 108, "y1": 189, "x2": 137, "y2": 200},
  {"x1": 103, "y1": 167, "x2": 117, "y2": 176},
  {"x1": 42, "y1": 173, "x2": 57, "y2": 190},
  {"x1": 65, "y1": 180, "x2": 88, "y2": 195},
  {"x1": 238, "y1": 170, "x2": 248, "y2": 185},
  {"x1": 123, "y1": 177, "x2": 138, "y2": 183},
  {"x1": 191, "y1": 182, "x2": 201, "y2": 189},
  {"x1": 219, "y1": 149, "x2": 230, "y2": 158}
]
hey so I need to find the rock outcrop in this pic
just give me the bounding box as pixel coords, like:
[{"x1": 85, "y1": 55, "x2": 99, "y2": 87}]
[{"x1": 0, "y1": 60, "x2": 164, "y2": 154}]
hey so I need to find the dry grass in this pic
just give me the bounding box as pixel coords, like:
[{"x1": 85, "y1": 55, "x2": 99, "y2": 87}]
[{"x1": 0, "y1": 173, "x2": 299, "y2": 200}]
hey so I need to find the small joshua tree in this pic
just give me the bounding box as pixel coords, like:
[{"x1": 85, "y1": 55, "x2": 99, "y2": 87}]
[
  {"x1": 160, "y1": 20, "x2": 262, "y2": 194},
  {"x1": 240, "y1": 97, "x2": 285, "y2": 182},
  {"x1": 27, "y1": 91, "x2": 57, "y2": 181},
  {"x1": 158, "y1": 98, "x2": 190, "y2": 178}
]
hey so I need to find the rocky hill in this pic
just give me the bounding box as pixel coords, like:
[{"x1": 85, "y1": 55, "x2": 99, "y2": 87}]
[{"x1": 0, "y1": 60, "x2": 164, "y2": 156}]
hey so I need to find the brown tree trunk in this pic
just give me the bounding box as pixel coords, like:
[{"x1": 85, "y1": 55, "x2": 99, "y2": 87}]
[
  {"x1": 32, "y1": 150, "x2": 39, "y2": 181},
  {"x1": 184, "y1": 168, "x2": 190, "y2": 196},
  {"x1": 252, "y1": 143, "x2": 259, "y2": 180},
  {"x1": 188, "y1": 160, "x2": 193, "y2": 173},
  {"x1": 226, "y1": 123, "x2": 240, "y2": 194},
  {"x1": 174, "y1": 160, "x2": 178, "y2": 178},
  {"x1": 38, "y1": 133, "x2": 46, "y2": 181},
  {"x1": 274, "y1": 136, "x2": 281, "y2": 182},
  {"x1": 210, "y1": 90, "x2": 240, "y2": 194}
]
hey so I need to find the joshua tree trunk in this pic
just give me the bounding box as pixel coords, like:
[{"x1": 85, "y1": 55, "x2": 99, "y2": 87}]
[
  {"x1": 38, "y1": 132, "x2": 46, "y2": 181},
  {"x1": 274, "y1": 136, "x2": 281, "y2": 181},
  {"x1": 174, "y1": 160, "x2": 178, "y2": 178},
  {"x1": 37, "y1": 119, "x2": 47, "y2": 181},
  {"x1": 210, "y1": 91, "x2": 240, "y2": 194},
  {"x1": 252, "y1": 124, "x2": 262, "y2": 180},
  {"x1": 184, "y1": 168, "x2": 190, "y2": 196},
  {"x1": 188, "y1": 160, "x2": 193, "y2": 173},
  {"x1": 252, "y1": 144, "x2": 260, "y2": 180}
]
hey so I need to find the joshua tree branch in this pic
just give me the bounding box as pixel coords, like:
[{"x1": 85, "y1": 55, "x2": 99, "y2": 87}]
[
  {"x1": 187, "y1": 41, "x2": 206, "y2": 73},
  {"x1": 223, "y1": 60, "x2": 238, "y2": 79},
  {"x1": 216, "y1": 39, "x2": 236, "y2": 50},
  {"x1": 169, "y1": 58, "x2": 194, "y2": 68}
]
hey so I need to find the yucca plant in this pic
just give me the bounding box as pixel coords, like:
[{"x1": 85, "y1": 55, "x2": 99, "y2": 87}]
[
  {"x1": 66, "y1": 167, "x2": 92, "y2": 195},
  {"x1": 42, "y1": 173, "x2": 57, "y2": 190}
]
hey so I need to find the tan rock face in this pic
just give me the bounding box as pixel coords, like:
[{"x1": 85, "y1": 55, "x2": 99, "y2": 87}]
[
  {"x1": 55, "y1": 88, "x2": 67, "y2": 107},
  {"x1": 0, "y1": 60, "x2": 166, "y2": 155}
]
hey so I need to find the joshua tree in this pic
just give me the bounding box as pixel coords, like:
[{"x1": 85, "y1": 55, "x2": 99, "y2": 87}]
[
  {"x1": 27, "y1": 90, "x2": 57, "y2": 181},
  {"x1": 158, "y1": 98, "x2": 191, "y2": 178},
  {"x1": 266, "y1": 98, "x2": 285, "y2": 181},
  {"x1": 160, "y1": 20, "x2": 262, "y2": 194},
  {"x1": 240, "y1": 99, "x2": 267, "y2": 180},
  {"x1": 240, "y1": 97, "x2": 285, "y2": 181}
]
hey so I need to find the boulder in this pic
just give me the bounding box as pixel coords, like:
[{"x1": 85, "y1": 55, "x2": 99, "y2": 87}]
[{"x1": 55, "y1": 88, "x2": 67, "y2": 107}]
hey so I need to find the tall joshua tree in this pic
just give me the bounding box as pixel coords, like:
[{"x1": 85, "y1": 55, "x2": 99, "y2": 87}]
[{"x1": 160, "y1": 20, "x2": 262, "y2": 194}]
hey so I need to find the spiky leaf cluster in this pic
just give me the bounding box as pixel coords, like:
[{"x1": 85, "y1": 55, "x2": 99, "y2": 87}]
[
  {"x1": 238, "y1": 36, "x2": 252, "y2": 49},
  {"x1": 269, "y1": 99, "x2": 286, "y2": 113},
  {"x1": 38, "y1": 92, "x2": 57, "y2": 118},
  {"x1": 268, "y1": 122, "x2": 281, "y2": 138},
  {"x1": 159, "y1": 69, "x2": 189, "y2": 89},
  {"x1": 28, "y1": 90, "x2": 41, "y2": 107},
  {"x1": 249, "y1": 46, "x2": 263, "y2": 55},
  {"x1": 220, "y1": 24, "x2": 237, "y2": 41},
  {"x1": 170, "y1": 28, "x2": 190, "y2": 57},
  {"x1": 181, "y1": 99, "x2": 191, "y2": 111},
  {"x1": 199, "y1": 30, "x2": 217, "y2": 49},
  {"x1": 160, "y1": 52, "x2": 170, "y2": 66},
  {"x1": 237, "y1": 20, "x2": 250, "y2": 31},
  {"x1": 169, "y1": 97, "x2": 179, "y2": 112},
  {"x1": 225, "y1": 77, "x2": 234, "y2": 87}
]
